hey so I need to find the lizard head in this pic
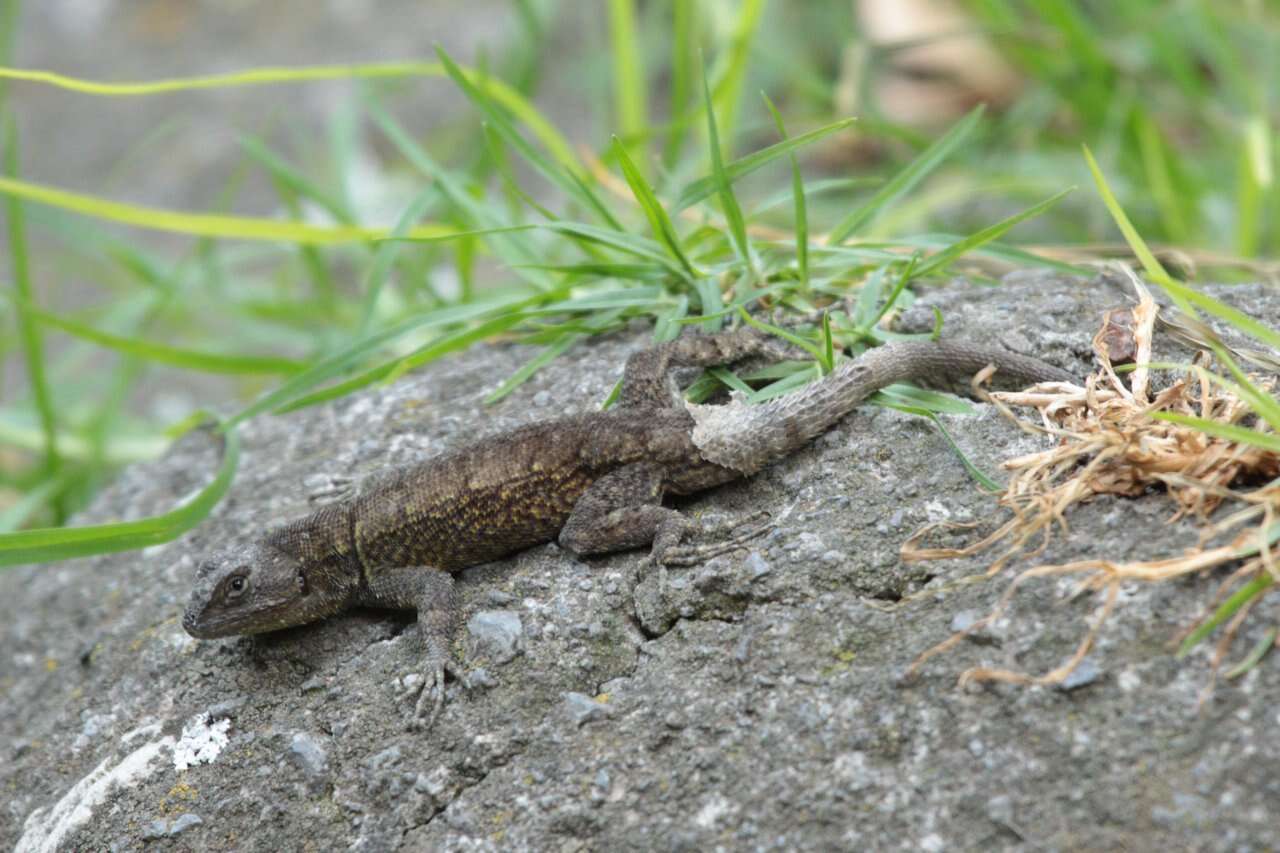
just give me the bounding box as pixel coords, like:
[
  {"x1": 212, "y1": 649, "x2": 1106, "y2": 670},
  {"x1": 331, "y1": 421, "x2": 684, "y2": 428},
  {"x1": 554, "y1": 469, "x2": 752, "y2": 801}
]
[{"x1": 183, "y1": 541, "x2": 316, "y2": 638}]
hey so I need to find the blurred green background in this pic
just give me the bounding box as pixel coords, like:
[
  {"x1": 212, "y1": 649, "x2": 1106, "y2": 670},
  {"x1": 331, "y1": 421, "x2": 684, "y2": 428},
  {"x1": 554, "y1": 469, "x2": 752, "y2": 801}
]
[{"x1": 0, "y1": 0, "x2": 1276, "y2": 540}]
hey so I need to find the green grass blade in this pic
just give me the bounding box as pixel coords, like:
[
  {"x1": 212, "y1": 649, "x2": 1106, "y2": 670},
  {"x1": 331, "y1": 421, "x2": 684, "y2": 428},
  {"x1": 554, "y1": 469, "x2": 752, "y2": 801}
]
[
  {"x1": 761, "y1": 92, "x2": 808, "y2": 290},
  {"x1": 827, "y1": 105, "x2": 985, "y2": 245},
  {"x1": 0, "y1": 61, "x2": 580, "y2": 172},
  {"x1": 1147, "y1": 412, "x2": 1280, "y2": 453},
  {"x1": 4, "y1": 116, "x2": 61, "y2": 506},
  {"x1": 608, "y1": 0, "x2": 648, "y2": 170},
  {"x1": 1207, "y1": 349, "x2": 1280, "y2": 432},
  {"x1": 357, "y1": 185, "x2": 443, "y2": 330},
  {"x1": 874, "y1": 253, "x2": 920, "y2": 326},
  {"x1": 513, "y1": 261, "x2": 670, "y2": 281},
  {"x1": 0, "y1": 474, "x2": 65, "y2": 534},
  {"x1": 1157, "y1": 276, "x2": 1280, "y2": 354},
  {"x1": 0, "y1": 412, "x2": 167, "y2": 464},
  {"x1": 912, "y1": 188, "x2": 1074, "y2": 278},
  {"x1": 541, "y1": 221, "x2": 681, "y2": 271},
  {"x1": 367, "y1": 95, "x2": 553, "y2": 291},
  {"x1": 701, "y1": 66, "x2": 751, "y2": 270},
  {"x1": 875, "y1": 402, "x2": 999, "y2": 490},
  {"x1": 225, "y1": 294, "x2": 543, "y2": 429},
  {"x1": 824, "y1": 106, "x2": 983, "y2": 244},
  {"x1": 693, "y1": 277, "x2": 724, "y2": 332},
  {"x1": 663, "y1": 0, "x2": 699, "y2": 169},
  {"x1": 1178, "y1": 573, "x2": 1274, "y2": 657},
  {"x1": 1133, "y1": 110, "x2": 1189, "y2": 244},
  {"x1": 275, "y1": 312, "x2": 524, "y2": 414},
  {"x1": 612, "y1": 138, "x2": 697, "y2": 279},
  {"x1": 874, "y1": 383, "x2": 977, "y2": 415},
  {"x1": 434, "y1": 46, "x2": 616, "y2": 226},
  {"x1": 1081, "y1": 143, "x2": 1168, "y2": 279},
  {"x1": 0, "y1": 173, "x2": 455, "y2": 244},
  {"x1": 707, "y1": 0, "x2": 765, "y2": 154},
  {"x1": 1237, "y1": 114, "x2": 1272, "y2": 258},
  {"x1": 738, "y1": 307, "x2": 826, "y2": 365},
  {"x1": 1075, "y1": 148, "x2": 1280, "y2": 425},
  {"x1": 673, "y1": 118, "x2": 855, "y2": 212},
  {"x1": 1225, "y1": 627, "x2": 1277, "y2": 679},
  {"x1": 486, "y1": 334, "x2": 579, "y2": 404},
  {"x1": 22, "y1": 302, "x2": 303, "y2": 375},
  {"x1": 238, "y1": 131, "x2": 352, "y2": 224},
  {"x1": 0, "y1": 424, "x2": 240, "y2": 567}
]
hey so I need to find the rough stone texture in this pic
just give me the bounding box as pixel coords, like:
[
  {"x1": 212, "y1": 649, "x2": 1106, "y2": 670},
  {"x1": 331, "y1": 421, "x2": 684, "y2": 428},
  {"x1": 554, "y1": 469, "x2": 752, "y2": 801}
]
[{"x1": 4, "y1": 272, "x2": 1280, "y2": 852}]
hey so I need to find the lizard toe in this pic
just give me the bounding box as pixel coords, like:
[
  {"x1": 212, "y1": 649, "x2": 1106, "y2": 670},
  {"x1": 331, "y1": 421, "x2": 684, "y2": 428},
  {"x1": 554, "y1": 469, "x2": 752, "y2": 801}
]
[
  {"x1": 408, "y1": 663, "x2": 447, "y2": 731},
  {"x1": 657, "y1": 511, "x2": 774, "y2": 567}
]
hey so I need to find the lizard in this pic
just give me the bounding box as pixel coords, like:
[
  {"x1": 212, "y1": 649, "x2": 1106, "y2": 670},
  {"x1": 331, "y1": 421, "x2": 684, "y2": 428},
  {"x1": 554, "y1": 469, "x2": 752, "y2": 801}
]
[{"x1": 182, "y1": 325, "x2": 1074, "y2": 726}]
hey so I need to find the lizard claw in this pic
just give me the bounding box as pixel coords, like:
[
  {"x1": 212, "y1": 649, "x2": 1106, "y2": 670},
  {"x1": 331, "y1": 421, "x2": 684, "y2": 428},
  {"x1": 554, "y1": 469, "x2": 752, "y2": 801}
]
[
  {"x1": 656, "y1": 510, "x2": 773, "y2": 567},
  {"x1": 408, "y1": 663, "x2": 445, "y2": 732},
  {"x1": 305, "y1": 474, "x2": 354, "y2": 505},
  {"x1": 406, "y1": 660, "x2": 467, "y2": 732}
]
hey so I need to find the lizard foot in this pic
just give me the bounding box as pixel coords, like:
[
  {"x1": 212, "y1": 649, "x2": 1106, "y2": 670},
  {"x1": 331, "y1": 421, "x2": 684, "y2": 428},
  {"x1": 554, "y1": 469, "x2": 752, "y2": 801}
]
[
  {"x1": 656, "y1": 510, "x2": 773, "y2": 567},
  {"x1": 304, "y1": 474, "x2": 355, "y2": 505},
  {"x1": 406, "y1": 659, "x2": 467, "y2": 732}
]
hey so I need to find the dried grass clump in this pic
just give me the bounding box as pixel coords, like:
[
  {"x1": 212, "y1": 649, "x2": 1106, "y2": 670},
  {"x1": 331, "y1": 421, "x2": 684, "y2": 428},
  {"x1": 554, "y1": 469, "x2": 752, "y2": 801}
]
[{"x1": 903, "y1": 274, "x2": 1279, "y2": 693}]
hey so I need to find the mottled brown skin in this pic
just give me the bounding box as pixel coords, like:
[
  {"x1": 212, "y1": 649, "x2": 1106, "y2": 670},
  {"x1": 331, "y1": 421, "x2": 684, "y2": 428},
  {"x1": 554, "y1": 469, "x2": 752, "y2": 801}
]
[{"x1": 183, "y1": 327, "x2": 1072, "y2": 728}]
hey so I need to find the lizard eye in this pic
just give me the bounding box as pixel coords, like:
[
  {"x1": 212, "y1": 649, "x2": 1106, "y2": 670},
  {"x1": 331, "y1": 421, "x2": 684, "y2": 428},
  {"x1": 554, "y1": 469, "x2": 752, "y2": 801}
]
[{"x1": 225, "y1": 574, "x2": 249, "y2": 600}]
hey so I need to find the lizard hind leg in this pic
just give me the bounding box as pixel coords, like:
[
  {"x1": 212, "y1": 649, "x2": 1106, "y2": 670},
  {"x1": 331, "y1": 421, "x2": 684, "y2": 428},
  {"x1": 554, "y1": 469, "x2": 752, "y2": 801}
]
[{"x1": 559, "y1": 462, "x2": 772, "y2": 565}]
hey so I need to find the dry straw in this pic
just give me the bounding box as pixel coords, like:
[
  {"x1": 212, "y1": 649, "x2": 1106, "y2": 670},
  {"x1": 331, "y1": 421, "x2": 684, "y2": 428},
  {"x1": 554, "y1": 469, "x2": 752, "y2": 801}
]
[{"x1": 903, "y1": 270, "x2": 1279, "y2": 696}]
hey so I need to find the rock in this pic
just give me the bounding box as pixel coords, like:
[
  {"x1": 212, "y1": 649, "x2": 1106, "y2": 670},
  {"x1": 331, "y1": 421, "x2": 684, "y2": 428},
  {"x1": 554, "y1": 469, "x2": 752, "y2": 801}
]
[
  {"x1": 6, "y1": 275, "x2": 1280, "y2": 852},
  {"x1": 466, "y1": 610, "x2": 523, "y2": 664},
  {"x1": 561, "y1": 692, "x2": 613, "y2": 726},
  {"x1": 1058, "y1": 656, "x2": 1104, "y2": 691},
  {"x1": 288, "y1": 732, "x2": 329, "y2": 778}
]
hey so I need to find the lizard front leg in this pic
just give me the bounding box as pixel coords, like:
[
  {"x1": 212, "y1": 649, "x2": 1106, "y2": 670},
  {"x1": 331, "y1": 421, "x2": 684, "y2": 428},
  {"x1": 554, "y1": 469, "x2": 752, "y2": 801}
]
[
  {"x1": 559, "y1": 463, "x2": 769, "y2": 564},
  {"x1": 362, "y1": 567, "x2": 461, "y2": 730}
]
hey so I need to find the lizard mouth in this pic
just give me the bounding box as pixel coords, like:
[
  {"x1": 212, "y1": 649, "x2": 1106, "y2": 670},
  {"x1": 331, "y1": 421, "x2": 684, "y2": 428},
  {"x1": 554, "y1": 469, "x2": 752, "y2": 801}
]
[{"x1": 182, "y1": 606, "x2": 225, "y2": 639}]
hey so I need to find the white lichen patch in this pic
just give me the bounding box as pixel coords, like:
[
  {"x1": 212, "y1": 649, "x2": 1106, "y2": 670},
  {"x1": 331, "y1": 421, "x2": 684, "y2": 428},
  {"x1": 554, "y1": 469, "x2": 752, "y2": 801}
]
[
  {"x1": 172, "y1": 712, "x2": 231, "y2": 771},
  {"x1": 17, "y1": 735, "x2": 175, "y2": 853}
]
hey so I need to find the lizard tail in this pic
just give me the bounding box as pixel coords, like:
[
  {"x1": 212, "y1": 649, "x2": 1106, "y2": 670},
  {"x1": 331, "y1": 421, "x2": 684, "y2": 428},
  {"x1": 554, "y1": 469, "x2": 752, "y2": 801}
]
[{"x1": 685, "y1": 340, "x2": 1074, "y2": 475}]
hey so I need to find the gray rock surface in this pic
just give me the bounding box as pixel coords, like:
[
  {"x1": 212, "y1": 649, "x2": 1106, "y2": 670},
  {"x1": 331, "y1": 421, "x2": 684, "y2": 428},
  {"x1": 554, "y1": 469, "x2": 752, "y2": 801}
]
[{"x1": 4, "y1": 272, "x2": 1280, "y2": 851}]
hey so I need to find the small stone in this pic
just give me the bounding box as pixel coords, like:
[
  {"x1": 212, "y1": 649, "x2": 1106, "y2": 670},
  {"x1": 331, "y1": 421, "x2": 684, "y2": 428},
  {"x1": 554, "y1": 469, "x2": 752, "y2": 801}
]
[
  {"x1": 206, "y1": 697, "x2": 246, "y2": 720},
  {"x1": 533, "y1": 390, "x2": 552, "y2": 407},
  {"x1": 289, "y1": 732, "x2": 329, "y2": 778},
  {"x1": 167, "y1": 814, "x2": 203, "y2": 836},
  {"x1": 950, "y1": 610, "x2": 981, "y2": 633},
  {"x1": 299, "y1": 676, "x2": 326, "y2": 693},
  {"x1": 367, "y1": 745, "x2": 402, "y2": 770},
  {"x1": 745, "y1": 552, "x2": 771, "y2": 580},
  {"x1": 467, "y1": 667, "x2": 496, "y2": 688},
  {"x1": 820, "y1": 550, "x2": 844, "y2": 566},
  {"x1": 1058, "y1": 657, "x2": 1103, "y2": 691},
  {"x1": 562, "y1": 692, "x2": 612, "y2": 726},
  {"x1": 987, "y1": 794, "x2": 1014, "y2": 825},
  {"x1": 467, "y1": 611, "x2": 523, "y2": 664}
]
